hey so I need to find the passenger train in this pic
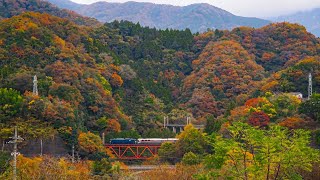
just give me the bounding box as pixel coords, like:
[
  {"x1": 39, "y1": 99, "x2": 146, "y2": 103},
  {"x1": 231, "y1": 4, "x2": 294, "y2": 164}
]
[{"x1": 109, "y1": 138, "x2": 178, "y2": 145}]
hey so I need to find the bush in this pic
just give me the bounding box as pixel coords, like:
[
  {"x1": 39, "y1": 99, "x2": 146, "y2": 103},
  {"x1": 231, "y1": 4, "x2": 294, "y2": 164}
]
[
  {"x1": 92, "y1": 158, "x2": 112, "y2": 176},
  {"x1": 314, "y1": 130, "x2": 320, "y2": 147},
  {"x1": 182, "y1": 152, "x2": 201, "y2": 165},
  {"x1": 158, "y1": 142, "x2": 177, "y2": 164},
  {"x1": 0, "y1": 151, "x2": 10, "y2": 175}
]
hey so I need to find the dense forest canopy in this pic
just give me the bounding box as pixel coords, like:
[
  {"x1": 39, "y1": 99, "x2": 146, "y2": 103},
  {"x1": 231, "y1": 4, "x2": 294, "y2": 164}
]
[{"x1": 0, "y1": 11, "x2": 319, "y2": 145}]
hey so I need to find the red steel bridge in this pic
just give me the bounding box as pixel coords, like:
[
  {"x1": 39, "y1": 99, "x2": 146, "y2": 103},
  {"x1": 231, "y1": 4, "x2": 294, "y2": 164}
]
[{"x1": 106, "y1": 144, "x2": 161, "y2": 160}]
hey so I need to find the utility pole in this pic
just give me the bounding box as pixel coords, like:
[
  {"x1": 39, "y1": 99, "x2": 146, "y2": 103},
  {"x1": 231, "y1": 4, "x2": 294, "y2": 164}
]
[
  {"x1": 40, "y1": 138, "x2": 43, "y2": 156},
  {"x1": 308, "y1": 73, "x2": 312, "y2": 100},
  {"x1": 163, "y1": 116, "x2": 169, "y2": 128},
  {"x1": 72, "y1": 145, "x2": 75, "y2": 163},
  {"x1": 8, "y1": 126, "x2": 23, "y2": 180},
  {"x1": 102, "y1": 132, "x2": 105, "y2": 145}
]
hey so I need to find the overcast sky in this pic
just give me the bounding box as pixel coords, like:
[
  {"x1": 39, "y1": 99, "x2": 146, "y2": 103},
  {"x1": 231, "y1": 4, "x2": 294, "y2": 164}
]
[{"x1": 70, "y1": 0, "x2": 320, "y2": 17}]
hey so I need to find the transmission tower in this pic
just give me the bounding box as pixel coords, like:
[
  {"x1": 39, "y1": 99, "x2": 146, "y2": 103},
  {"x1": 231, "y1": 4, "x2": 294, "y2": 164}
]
[
  {"x1": 33, "y1": 75, "x2": 38, "y2": 96},
  {"x1": 8, "y1": 126, "x2": 23, "y2": 180},
  {"x1": 308, "y1": 73, "x2": 312, "y2": 100}
]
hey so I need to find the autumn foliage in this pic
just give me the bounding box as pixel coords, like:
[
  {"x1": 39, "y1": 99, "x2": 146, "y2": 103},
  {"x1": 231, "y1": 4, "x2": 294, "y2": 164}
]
[
  {"x1": 183, "y1": 40, "x2": 264, "y2": 118},
  {"x1": 279, "y1": 117, "x2": 306, "y2": 129},
  {"x1": 248, "y1": 111, "x2": 270, "y2": 127},
  {"x1": 110, "y1": 73, "x2": 123, "y2": 87},
  {"x1": 78, "y1": 132, "x2": 104, "y2": 154},
  {"x1": 0, "y1": 7, "x2": 320, "y2": 177},
  {"x1": 14, "y1": 155, "x2": 91, "y2": 179}
]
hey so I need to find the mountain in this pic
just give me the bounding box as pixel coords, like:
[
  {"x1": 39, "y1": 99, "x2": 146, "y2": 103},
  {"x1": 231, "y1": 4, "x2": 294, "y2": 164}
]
[
  {"x1": 46, "y1": 0, "x2": 82, "y2": 10},
  {"x1": 0, "y1": 0, "x2": 99, "y2": 26},
  {"x1": 47, "y1": 0, "x2": 270, "y2": 32},
  {"x1": 271, "y1": 8, "x2": 320, "y2": 37}
]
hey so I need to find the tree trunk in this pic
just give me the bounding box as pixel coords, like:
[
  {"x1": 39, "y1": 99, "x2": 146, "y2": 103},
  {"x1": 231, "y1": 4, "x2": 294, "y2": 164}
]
[
  {"x1": 244, "y1": 150, "x2": 248, "y2": 180},
  {"x1": 266, "y1": 145, "x2": 270, "y2": 180},
  {"x1": 274, "y1": 163, "x2": 281, "y2": 180},
  {"x1": 40, "y1": 138, "x2": 43, "y2": 156},
  {"x1": 2, "y1": 140, "x2": 4, "y2": 151}
]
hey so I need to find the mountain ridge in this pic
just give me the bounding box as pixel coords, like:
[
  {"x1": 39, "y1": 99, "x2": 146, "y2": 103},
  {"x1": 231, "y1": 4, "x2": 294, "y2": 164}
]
[
  {"x1": 0, "y1": 0, "x2": 100, "y2": 26},
  {"x1": 270, "y1": 8, "x2": 320, "y2": 37},
  {"x1": 47, "y1": 0, "x2": 270, "y2": 33}
]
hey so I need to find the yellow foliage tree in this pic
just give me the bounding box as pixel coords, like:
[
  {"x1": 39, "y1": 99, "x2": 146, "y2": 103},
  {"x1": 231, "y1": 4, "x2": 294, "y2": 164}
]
[{"x1": 78, "y1": 132, "x2": 104, "y2": 154}]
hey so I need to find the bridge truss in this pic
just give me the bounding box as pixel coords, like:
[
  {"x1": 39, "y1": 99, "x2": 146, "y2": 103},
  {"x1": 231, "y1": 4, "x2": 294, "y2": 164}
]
[{"x1": 106, "y1": 144, "x2": 161, "y2": 160}]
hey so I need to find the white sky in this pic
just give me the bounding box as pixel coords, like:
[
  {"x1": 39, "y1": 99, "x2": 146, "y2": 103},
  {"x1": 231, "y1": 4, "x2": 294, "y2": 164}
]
[{"x1": 70, "y1": 0, "x2": 320, "y2": 17}]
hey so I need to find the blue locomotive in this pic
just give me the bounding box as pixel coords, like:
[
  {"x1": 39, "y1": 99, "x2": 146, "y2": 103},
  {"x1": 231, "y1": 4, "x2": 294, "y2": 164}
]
[
  {"x1": 110, "y1": 138, "x2": 138, "y2": 144},
  {"x1": 109, "y1": 138, "x2": 178, "y2": 145}
]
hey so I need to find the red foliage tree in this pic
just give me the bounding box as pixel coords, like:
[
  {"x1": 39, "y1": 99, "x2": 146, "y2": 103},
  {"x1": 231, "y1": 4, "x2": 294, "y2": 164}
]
[{"x1": 248, "y1": 112, "x2": 270, "y2": 127}]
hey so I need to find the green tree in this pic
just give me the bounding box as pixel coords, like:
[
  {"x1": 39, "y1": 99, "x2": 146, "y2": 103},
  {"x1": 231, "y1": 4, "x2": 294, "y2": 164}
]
[
  {"x1": 0, "y1": 151, "x2": 10, "y2": 175},
  {"x1": 0, "y1": 88, "x2": 23, "y2": 122},
  {"x1": 158, "y1": 142, "x2": 177, "y2": 164},
  {"x1": 200, "y1": 122, "x2": 320, "y2": 179},
  {"x1": 48, "y1": 83, "x2": 83, "y2": 105},
  {"x1": 314, "y1": 129, "x2": 320, "y2": 147},
  {"x1": 204, "y1": 115, "x2": 222, "y2": 135},
  {"x1": 269, "y1": 93, "x2": 301, "y2": 118},
  {"x1": 92, "y1": 158, "x2": 112, "y2": 176},
  {"x1": 176, "y1": 124, "x2": 208, "y2": 157},
  {"x1": 182, "y1": 152, "x2": 201, "y2": 165},
  {"x1": 299, "y1": 93, "x2": 320, "y2": 121}
]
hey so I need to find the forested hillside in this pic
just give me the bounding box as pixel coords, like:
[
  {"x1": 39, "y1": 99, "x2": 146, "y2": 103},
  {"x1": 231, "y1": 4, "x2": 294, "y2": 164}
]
[
  {"x1": 0, "y1": 1, "x2": 319, "y2": 178},
  {"x1": 0, "y1": 0, "x2": 99, "y2": 26}
]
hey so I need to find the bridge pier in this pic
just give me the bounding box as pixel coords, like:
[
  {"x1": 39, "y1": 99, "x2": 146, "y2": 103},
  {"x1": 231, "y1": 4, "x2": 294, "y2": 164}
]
[
  {"x1": 172, "y1": 127, "x2": 176, "y2": 133},
  {"x1": 163, "y1": 116, "x2": 204, "y2": 133}
]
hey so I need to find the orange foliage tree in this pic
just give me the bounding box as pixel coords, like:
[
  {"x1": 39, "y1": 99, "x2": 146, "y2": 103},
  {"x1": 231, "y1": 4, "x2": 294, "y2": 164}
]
[
  {"x1": 110, "y1": 73, "x2": 123, "y2": 87},
  {"x1": 106, "y1": 119, "x2": 121, "y2": 133},
  {"x1": 279, "y1": 117, "x2": 306, "y2": 129}
]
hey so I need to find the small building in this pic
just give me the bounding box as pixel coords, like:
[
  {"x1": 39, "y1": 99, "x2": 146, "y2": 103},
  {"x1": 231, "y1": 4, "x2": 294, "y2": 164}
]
[{"x1": 288, "y1": 92, "x2": 303, "y2": 99}]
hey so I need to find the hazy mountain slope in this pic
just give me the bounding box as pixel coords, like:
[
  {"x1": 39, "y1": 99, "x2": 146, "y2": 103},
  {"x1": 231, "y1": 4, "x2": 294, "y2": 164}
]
[
  {"x1": 47, "y1": 0, "x2": 270, "y2": 32},
  {"x1": 272, "y1": 8, "x2": 320, "y2": 37},
  {"x1": 0, "y1": 0, "x2": 99, "y2": 26},
  {"x1": 46, "y1": 0, "x2": 82, "y2": 10}
]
